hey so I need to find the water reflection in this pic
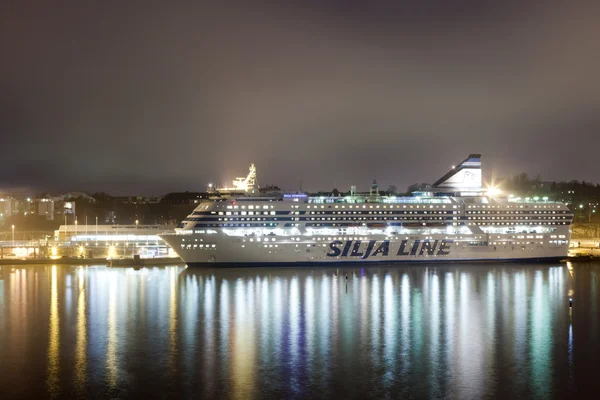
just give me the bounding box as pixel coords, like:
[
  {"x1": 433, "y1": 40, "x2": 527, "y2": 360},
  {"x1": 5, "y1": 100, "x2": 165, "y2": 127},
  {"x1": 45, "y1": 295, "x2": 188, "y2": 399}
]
[
  {"x1": 168, "y1": 267, "x2": 178, "y2": 379},
  {"x1": 0, "y1": 263, "x2": 599, "y2": 398},
  {"x1": 232, "y1": 277, "x2": 256, "y2": 400},
  {"x1": 47, "y1": 266, "x2": 60, "y2": 398},
  {"x1": 106, "y1": 271, "x2": 118, "y2": 390},
  {"x1": 74, "y1": 268, "x2": 87, "y2": 395},
  {"x1": 531, "y1": 270, "x2": 552, "y2": 398}
]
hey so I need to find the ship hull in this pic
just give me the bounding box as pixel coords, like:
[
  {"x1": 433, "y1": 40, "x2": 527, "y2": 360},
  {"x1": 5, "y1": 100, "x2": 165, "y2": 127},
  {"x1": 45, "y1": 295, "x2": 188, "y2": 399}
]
[
  {"x1": 160, "y1": 231, "x2": 570, "y2": 267},
  {"x1": 185, "y1": 257, "x2": 565, "y2": 268}
]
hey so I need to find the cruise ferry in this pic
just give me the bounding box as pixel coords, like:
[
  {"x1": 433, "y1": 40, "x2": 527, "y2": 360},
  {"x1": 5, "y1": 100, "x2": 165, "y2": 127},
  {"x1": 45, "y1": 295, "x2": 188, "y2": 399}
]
[{"x1": 160, "y1": 155, "x2": 573, "y2": 266}]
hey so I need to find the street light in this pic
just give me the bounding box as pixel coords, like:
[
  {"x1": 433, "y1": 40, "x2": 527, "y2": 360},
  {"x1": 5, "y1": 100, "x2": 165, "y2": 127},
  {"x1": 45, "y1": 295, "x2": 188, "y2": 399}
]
[{"x1": 11, "y1": 224, "x2": 14, "y2": 244}]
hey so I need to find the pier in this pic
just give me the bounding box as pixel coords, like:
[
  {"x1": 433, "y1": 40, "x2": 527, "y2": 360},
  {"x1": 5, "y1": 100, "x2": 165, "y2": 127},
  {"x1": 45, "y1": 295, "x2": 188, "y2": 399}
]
[{"x1": 0, "y1": 224, "x2": 182, "y2": 266}]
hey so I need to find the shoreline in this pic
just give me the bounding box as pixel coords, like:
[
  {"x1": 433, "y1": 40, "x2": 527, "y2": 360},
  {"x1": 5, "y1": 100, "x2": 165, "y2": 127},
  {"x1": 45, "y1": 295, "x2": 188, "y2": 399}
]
[{"x1": 0, "y1": 256, "x2": 184, "y2": 266}]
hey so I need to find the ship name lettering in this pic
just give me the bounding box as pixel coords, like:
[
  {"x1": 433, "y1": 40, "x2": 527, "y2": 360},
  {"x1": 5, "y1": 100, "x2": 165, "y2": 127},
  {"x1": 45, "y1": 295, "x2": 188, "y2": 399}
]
[
  {"x1": 327, "y1": 239, "x2": 451, "y2": 258},
  {"x1": 327, "y1": 240, "x2": 390, "y2": 259}
]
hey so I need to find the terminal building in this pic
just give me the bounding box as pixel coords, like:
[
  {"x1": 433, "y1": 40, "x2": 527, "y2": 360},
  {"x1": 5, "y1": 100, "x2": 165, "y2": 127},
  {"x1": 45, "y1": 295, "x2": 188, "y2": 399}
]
[{"x1": 54, "y1": 224, "x2": 177, "y2": 258}]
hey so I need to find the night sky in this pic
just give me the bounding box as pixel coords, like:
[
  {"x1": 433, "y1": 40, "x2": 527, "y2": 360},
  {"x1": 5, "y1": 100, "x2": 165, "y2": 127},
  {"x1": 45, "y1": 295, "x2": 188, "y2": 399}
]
[{"x1": 1, "y1": 1, "x2": 599, "y2": 195}]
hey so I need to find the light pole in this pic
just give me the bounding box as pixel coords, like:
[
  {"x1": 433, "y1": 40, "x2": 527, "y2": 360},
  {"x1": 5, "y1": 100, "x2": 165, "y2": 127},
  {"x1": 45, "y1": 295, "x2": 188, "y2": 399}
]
[
  {"x1": 135, "y1": 219, "x2": 139, "y2": 257},
  {"x1": 11, "y1": 224, "x2": 14, "y2": 244}
]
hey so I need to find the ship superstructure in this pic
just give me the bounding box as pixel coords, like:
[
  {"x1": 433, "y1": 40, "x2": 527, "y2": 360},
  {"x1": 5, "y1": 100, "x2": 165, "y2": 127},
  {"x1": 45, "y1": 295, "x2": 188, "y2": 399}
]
[{"x1": 160, "y1": 155, "x2": 573, "y2": 266}]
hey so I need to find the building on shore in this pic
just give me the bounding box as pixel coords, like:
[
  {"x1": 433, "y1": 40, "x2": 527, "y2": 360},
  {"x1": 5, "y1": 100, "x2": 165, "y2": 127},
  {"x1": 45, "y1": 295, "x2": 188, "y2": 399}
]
[{"x1": 53, "y1": 224, "x2": 177, "y2": 258}]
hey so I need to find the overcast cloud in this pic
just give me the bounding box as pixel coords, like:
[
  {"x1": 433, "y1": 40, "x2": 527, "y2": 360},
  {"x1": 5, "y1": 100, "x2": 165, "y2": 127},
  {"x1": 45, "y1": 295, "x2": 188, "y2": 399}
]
[{"x1": 1, "y1": 0, "x2": 599, "y2": 194}]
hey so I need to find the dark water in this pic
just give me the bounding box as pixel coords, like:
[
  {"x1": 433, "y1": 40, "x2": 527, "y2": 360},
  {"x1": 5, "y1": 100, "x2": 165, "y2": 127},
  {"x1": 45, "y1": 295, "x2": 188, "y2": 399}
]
[{"x1": 0, "y1": 263, "x2": 599, "y2": 399}]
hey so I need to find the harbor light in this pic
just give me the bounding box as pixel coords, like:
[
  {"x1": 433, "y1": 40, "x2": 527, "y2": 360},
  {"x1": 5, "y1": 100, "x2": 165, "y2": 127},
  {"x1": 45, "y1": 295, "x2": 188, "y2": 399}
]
[{"x1": 487, "y1": 186, "x2": 501, "y2": 197}]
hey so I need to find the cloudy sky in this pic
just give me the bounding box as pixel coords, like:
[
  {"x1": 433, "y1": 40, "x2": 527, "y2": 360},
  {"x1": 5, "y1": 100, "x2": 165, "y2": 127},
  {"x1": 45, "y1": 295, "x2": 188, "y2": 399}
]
[{"x1": 1, "y1": 0, "x2": 599, "y2": 195}]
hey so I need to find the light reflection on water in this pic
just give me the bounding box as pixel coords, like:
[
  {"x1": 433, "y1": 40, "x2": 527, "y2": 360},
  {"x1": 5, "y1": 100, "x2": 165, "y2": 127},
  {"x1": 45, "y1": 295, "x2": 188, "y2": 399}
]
[
  {"x1": 47, "y1": 266, "x2": 60, "y2": 398},
  {"x1": 74, "y1": 269, "x2": 86, "y2": 396},
  {"x1": 106, "y1": 271, "x2": 118, "y2": 390},
  {"x1": 0, "y1": 263, "x2": 599, "y2": 398}
]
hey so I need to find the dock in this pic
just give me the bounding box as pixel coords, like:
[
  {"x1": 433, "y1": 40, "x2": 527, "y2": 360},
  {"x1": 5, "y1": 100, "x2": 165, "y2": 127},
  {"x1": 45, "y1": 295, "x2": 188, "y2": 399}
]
[{"x1": 0, "y1": 256, "x2": 184, "y2": 267}]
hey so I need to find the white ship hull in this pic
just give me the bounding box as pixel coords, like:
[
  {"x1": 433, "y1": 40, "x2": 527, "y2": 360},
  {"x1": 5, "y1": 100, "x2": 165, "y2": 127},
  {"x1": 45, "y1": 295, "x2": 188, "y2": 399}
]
[{"x1": 161, "y1": 231, "x2": 570, "y2": 267}]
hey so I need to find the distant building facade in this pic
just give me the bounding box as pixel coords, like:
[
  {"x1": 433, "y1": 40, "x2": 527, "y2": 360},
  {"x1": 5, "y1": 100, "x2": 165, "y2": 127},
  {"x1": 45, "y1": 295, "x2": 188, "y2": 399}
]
[
  {"x1": 159, "y1": 192, "x2": 210, "y2": 205},
  {"x1": 0, "y1": 196, "x2": 15, "y2": 218}
]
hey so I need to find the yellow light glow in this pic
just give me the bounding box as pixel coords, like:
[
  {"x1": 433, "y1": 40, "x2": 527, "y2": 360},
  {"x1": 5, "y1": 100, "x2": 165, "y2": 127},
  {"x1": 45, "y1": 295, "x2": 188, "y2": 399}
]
[
  {"x1": 107, "y1": 245, "x2": 116, "y2": 259},
  {"x1": 51, "y1": 246, "x2": 58, "y2": 257},
  {"x1": 486, "y1": 186, "x2": 501, "y2": 197}
]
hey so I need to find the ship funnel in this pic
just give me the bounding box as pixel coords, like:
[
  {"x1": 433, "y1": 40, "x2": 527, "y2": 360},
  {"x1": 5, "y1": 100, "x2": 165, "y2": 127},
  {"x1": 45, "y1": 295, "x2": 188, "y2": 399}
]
[{"x1": 432, "y1": 154, "x2": 482, "y2": 189}]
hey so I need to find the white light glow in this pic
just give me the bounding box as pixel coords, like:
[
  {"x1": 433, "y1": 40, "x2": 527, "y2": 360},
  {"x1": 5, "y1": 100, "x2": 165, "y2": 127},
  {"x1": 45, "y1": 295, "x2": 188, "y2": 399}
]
[{"x1": 486, "y1": 186, "x2": 501, "y2": 197}]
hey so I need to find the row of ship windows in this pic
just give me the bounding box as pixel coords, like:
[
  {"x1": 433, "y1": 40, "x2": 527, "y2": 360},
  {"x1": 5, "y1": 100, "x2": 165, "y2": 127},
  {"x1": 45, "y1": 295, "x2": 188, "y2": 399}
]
[
  {"x1": 466, "y1": 210, "x2": 569, "y2": 214},
  {"x1": 189, "y1": 220, "x2": 571, "y2": 228},
  {"x1": 286, "y1": 221, "x2": 571, "y2": 228},
  {"x1": 309, "y1": 204, "x2": 453, "y2": 209},
  {"x1": 467, "y1": 205, "x2": 562, "y2": 209},
  {"x1": 218, "y1": 203, "x2": 564, "y2": 210},
  {"x1": 186, "y1": 215, "x2": 570, "y2": 223},
  {"x1": 468, "y1": 216, "x2": 568, "y2": 220},
  {"x1": 187, "y1": 213, "x2": 575, "y2": 224},
  {"x1": 214, "y1": 204, "x2": 458, "y2": 211},
  {"x1": 195, "y1": 223, "x2": 279, "y2": 228},
  {"x1": 200, "y1": 210, "x2": 460, "y2": 216},
  {"x1": 243, "y1": 236, "x2": 488, "y2": 242},
  {"x1": 194, "y1": 209, "x2": 570, "y2": 217},
  {"x1": 218, "y1": 217, "x2": 452, "y2": 221},
  {"x1": 233, "y1": 242, "x2": 569, "y2": 251},
  {"x1": 181, "y1": 244, "x2": 216, "y2": 249},
  {"x1": 195, "y1": 210, "x2": 282, "y2": 216},
  {"x1": 471, "y1": 222, "x2": 568, "y2": 225},
  {"x1": 310, "y1": 210, "x2": 454, "y2": 215},
  {"x1": 183, "y1": 241, "x2": 566, "y2": 251},
  {"x1": 188, "y1": 216, "x2": 456, "y2": 222},
  {"x1": 235, "y1": 236, "x2": 564, "y2": 244},
  {"x1": 225, "y1": 205, "x2": 275, "y2": 210},
  {"x1": 490, "y1": 240, "x2": 567, "y2": 245},
  {"x1": 179, "y1": 234, "x2": 566, "y2": 242},
  {"x1": 199, "y1": 203, "x2": 565, "y2": 212}
]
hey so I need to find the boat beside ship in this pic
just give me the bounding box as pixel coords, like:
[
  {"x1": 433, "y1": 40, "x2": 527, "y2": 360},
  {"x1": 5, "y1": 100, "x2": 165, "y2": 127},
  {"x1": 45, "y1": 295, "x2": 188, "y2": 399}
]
[{"x1": 160, "y1": 155, "x2": 573, "y2": 266}]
